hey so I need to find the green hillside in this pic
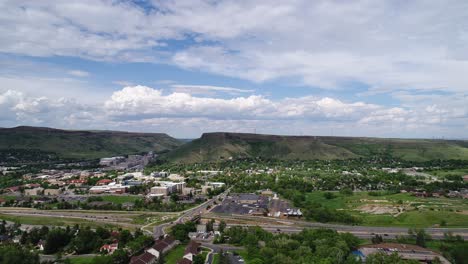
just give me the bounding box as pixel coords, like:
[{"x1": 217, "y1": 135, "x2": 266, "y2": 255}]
[
  {"x1": 0, "y1": 126, "x2": 182, "y2": 160},
  {"x1": 164, "y1": 132, "x2": 468, "y2": 163}
]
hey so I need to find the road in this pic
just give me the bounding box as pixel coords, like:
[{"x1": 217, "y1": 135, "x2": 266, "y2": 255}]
[
  {"x1": 153, "y1": 188, "x2": 231, "y2": 238},
  {"x1": 201, "y1": 243, "x2": 243, "y2": 264},
  {"x1": 208, "y1": 214, "x2": 468, "y2": 240},
  {"x1": 39, "y1": 254, "x2": 97, "y2": 262}
]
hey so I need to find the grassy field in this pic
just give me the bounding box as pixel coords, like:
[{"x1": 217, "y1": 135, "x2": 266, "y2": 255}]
[
  {"x1": 69, "y1": 256, "x2": 95, "y2": 264},
  {"x1": 165, "y1": 244, "x2": 186, "y2": 264},
  {"x1": 0, "y1": 213, "x2": 117, "y2": 229},
  {"x1": 212, "y1": 253, "x2": 220, "y2": 264},
  {"x1": 100, "y1": 195, "x2": 141, "y2": 204},
  {"x1": 0, "y1": 195, "x2": 17, "y2": 200},
  {"x1": 426, "y1": 168, "x2": 468, "y2": 178},
  {"x1": 306, "y1": 191, "x2": 468, "y2": 227}
]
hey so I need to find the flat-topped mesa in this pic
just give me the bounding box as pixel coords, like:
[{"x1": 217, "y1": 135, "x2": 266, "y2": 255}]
[
  {"x1": 166, "y1": 132, "x2": 468, "y2": 163},
  {"x1": 0, "y1": 126, "x2": 182, "y2": 160}
]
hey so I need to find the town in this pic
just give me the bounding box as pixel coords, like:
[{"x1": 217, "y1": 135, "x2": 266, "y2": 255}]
[{"x1": 0, "y1": 154, "x2": 467, "y2": 264}]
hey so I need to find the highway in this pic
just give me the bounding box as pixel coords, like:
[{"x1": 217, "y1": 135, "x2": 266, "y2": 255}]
[{"x1": 208, "y1": 214, "x2": 468, "y2": 240}]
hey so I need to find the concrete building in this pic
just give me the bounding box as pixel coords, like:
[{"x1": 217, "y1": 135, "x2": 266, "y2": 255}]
[
  {"x1": 24, "y1": 187, "x2": 44, "y2": 196},
  {"x1": 168, "y1": 174, "x2": 185, "y2": 181},
  {"x1": 89, "y1": 183, "x2": 128, "y2": 194},
  {"x1": 44, "y1": 189, "x2": 62, "y2": 196},
  {"x1": 99, "y1": 156, "x2": 125, "y2": 166},
  {"x1": 153, "y1": 181, "x2": 186, "y2": 193},
  {"x1": 182, "y1": 187, "x2": 195, "y2": 196},
  {"x1": 151, "y1": 186, "x2": 171, "y2": 196}
]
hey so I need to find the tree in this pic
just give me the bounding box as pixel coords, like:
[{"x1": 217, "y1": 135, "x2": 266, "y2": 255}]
[
  {"x1": 323, "y1": 192, "x2": 336, "y2": 199},
  {"x1": 193, "y1": 254, "x2": 204, "y2": 264},
  {"x1": 96, "y1": 227, "x2": 110, "y2": 239},
  {"x1": 20, "y1": 231, "x2": 29, "y2": 245},
  {"x1": 218, "y1": 220, "x2": 227, "y2": 233},
  {"x1": 71, "y1": 228, "x2": 101, "y2": 254},
  {"x1": 371, "y1": 234, "x2": 383, "y2": 244},
  {"x1": 118, "y1": 230, "x2": 133, "y2": 246},
  {"x1": 44, "y1": 228, "x2": 71, "y2": 254},
  {"x1": 206, "y1": 219, "x2": 215, "y2": 232},
  {"x1": 0, "y1": 244, "x2": 40, "y2": 264},
  {"x1": 340, "y1": 187, "x2": 353, "y2": 196},
  {"x1": 170, "y1": 222, "x2": 196, "y2": 242},
  {"x1": 111, "y1": 249, "x2": 130, "y2": 264},
  {"x1": 415, "y1": 229, "x2": 430, "y2": 248}
]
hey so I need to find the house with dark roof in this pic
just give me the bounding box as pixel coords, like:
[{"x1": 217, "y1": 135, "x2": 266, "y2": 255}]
[
  {"x1": 130, "y1": 251, "x2": 157, "y2": 264},
  {"x1": 130, "y1": 235, "x2": 178, "y2": 264},
  {"x1": 147, "y1": 235, "x2": 178, "y2": 258},
  {"x1": 177, "y1": 258, "x2": 193, "y2": 264},
  {"x1": 181, "y1": 240, "x2": 201, "y2": 262}
]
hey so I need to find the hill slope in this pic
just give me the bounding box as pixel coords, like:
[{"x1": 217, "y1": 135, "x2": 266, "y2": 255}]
[
  {"x1": 165, "y1": 132, "x2": 468, "y2": 163},
  {"x1": 0, "y1": 126, "x2": 182, "y2": 160}
]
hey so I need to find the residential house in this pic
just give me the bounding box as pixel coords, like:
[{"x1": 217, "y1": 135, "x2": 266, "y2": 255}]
[
  {"x1": 130, "y1": 251, "x2": 157, "y2": 264},
  {"x1": 181, "y1": 240, "x2": 200, "y2": 262},
  {"x1": 4, "y1": 186, "x2": 20, "y2": 193},
  {"x1": 130, "y1": 236, "x2": 178, "y2": 264},
  {"x1": 147, "y1": 236, "x2": 178, "y2": 258},
  {"x1": 100, "y1": 243, "x2": 118, "y2": 254}
]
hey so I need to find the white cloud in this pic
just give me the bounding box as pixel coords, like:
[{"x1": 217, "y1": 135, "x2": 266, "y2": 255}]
[
  {"x1": 1, "y1": 1, "x2": 468, "y2": 138},
  {"x1": 2, "y1": 0, "x2": 468, "y2": 94},
  {"x1": 68, "y1": 70, "x2": 90, "y2": 77},
  {"x1": 171, "y1": 84, "x2": 253, "y2": 95},
  {"x1": 1, "y1": 85, "x2": 467, "y2": 138}
]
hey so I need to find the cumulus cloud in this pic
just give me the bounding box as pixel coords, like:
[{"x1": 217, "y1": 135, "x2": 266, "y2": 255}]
[
  {"x1": 104, "y1": 85, "x2": 452, "y2": 129},
  {"x1": 1, "y1": 86, "x2": 466, "y2": 138},
  {"x1": 1, "y1": 1, "x2": 467, "y2": 138},
  {"x1": 0, "y1": 89, "x2": 96, "y2": 126},
  {"x1": 2, "y1": 0, "x2": 468, "y2": 94}
]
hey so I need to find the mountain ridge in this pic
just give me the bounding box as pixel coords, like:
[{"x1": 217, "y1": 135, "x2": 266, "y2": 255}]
[
  {"x1": 164, "y1": 132, "x2": 468, "y2": 163},
  {"x1": 0, "y1": 126, "x2": 182, "y2": 160}
]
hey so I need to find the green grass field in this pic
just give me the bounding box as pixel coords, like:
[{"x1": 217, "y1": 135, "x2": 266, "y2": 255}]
[
  {"x1": 305, "y1": 191, "x2": 468, "y2": 227},
  {"x1": 69, "y1": 256, "x2": 95, "y2": 264},
  {"x1": 100, "y1": 195, "x2": 141, "y2": 204},
  {"x1": 165, "y1": 244, "x2": 186, "y2": 264},
  {"x1": 426, "y1": 168, "x2": 468, "y2": 178},
  {"x1": 0, "y1": 213, "x2": 117, "y2": 229},
  {"x1": 212, "y1": 253, "x2": 220, "y2": 264}
]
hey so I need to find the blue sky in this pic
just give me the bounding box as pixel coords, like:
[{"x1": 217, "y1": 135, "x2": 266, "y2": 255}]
[{"x1": 0, "y1": 0, "x2": 467, "y2": 138}]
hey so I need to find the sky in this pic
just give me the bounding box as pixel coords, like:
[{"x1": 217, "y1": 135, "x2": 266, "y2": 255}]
[{"x1": 0, "y1": 0, "x2": 467, "y2": 138}]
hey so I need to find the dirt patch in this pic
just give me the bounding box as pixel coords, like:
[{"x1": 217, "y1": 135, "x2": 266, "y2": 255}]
[
  {"x1": 359, "y1": 199, "x2": 389, "y2": 203},
  {"x1": 358, "y1": 204, "x2": 404, "y2": 216}
]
